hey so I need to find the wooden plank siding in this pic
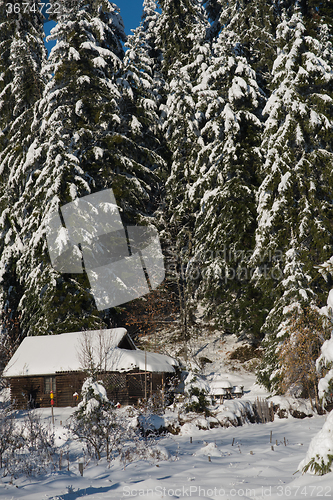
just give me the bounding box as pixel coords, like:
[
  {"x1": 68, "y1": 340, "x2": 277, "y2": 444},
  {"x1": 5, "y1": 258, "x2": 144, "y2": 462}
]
[
  {"x1": 9, "y1": 370, "x2": 173, "y2": 408},
  {"x1": 9, "y1": 373, "x2": 86, "y2": 409},
  {"x1": 56, "y1": 372, "x2": 86, "y2": 407},
  {"x1": 10, "y1": 376, "x2": 45, "y2": 409}
]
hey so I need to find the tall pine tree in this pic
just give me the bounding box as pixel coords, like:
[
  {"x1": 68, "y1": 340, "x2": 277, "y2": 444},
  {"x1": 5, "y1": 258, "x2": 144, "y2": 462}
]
[
  {"x1": 189, "y1": 19, "x2": 265, "y2": 339},
  {"x1": 0, "y1": 1, "x2": 47, "y2": 348},
  {"x1": 253, "y1": 1, "x2": 333, "y2": 389},
  {"x1": 13, "y1": 0, "x2": 162, "y2": 336},
  {"x1": 156, "y1": 0, "x2": 211, "y2": 340}
]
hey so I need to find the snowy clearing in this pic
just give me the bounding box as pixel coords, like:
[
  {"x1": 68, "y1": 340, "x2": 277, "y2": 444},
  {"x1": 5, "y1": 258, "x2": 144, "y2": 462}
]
[{"x1": 0, "y1": 406, "x2": 332, "y2": 500}]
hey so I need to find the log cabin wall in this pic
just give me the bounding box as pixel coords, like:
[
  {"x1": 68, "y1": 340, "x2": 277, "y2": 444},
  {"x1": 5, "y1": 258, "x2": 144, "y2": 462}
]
[
  {"x1": 56, "y1": 372, "x2": 86, "y2": 407},
  {"x1": 9, "y1": 373, "x2": 86, "y2": 409},
  {"x1": 9, "y1": 370, "x2": 174, "y2": 408},
  {"x1": 10, "y1": 376, "x2": 49, "y2": 409}
]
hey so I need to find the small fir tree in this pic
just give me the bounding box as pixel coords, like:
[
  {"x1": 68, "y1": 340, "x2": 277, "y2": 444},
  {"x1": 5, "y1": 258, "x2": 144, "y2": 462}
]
[{"x1": 68, "y1": 378, "x2": 120, "y2": 461}]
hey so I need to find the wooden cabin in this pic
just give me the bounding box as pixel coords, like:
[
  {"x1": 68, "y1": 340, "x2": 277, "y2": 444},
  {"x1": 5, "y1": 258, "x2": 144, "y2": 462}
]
[{"x1": 2, "y1": 328, "x2": 178, "y2": 408}]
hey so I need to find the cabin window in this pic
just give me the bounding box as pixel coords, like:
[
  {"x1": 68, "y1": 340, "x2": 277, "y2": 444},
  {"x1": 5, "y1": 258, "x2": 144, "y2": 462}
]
[{"x1": 44, "y1": 376, "x2": 56, "y2": 394}]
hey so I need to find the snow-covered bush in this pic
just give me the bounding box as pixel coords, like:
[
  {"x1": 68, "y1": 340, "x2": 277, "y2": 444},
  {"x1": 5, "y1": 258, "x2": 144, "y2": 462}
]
[
  {"x1": 119, "y1": 408, "x2": 170, "y2": 467},
  {"x1": 317, "y1": 334, "x2": 333, "y2": 407},
  {"x1": 121, "y1": 435, "x2": 170, "y2": 467},
  {"x1": 67, "y1": 378, "x2": 121, "y2": 461},
  {"x1": 277, "y1": 307, "x2": 328, "y2": 410},
  {"x1": 69, "y1": 379, "x2": 172, "y2": 466},
  {"x1": 181, "y1": 372, "x2": 211, "y2": 415},
  {"x1": 0, "y1": 402, "x2": 19, "y2": 472},
  {"x1": 0, "y1": 407, "x2": 56, "y2": 477},
  {"x1": 316, "y1": 289, "x2": 333, "y2": 407},
  {"x1": 299, "y1": 410, "x2": 333, "y2": 475},
  {"x1": 183, "y1": 371, "x2": 210, "y2": 394},
  {"x1": 185, "y1": 387, "x2": 211, "y2": 416},
  {"x1": 16, "y1": 410, "x2": 56, "y2": 476}
]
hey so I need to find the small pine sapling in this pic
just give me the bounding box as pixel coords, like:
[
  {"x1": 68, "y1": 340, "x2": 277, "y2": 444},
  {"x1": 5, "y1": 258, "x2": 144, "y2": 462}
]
[
  {"x1": 68, "y1": 378, "x2": 121, "y2": 461},
  {"x1": 185, "y1": 387, "x2": 211, "y2": 416}
]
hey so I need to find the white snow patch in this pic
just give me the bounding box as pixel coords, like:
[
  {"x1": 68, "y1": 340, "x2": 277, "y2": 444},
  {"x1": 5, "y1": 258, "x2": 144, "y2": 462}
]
[
  {"x1": 75, "y1": 100, "x2": 84, "y2": 116},
  {"x1": 77, "y1": 75, "x2": 90, "y2": 85},
  {"x1": 68, "y1": 47, "x2": 80, "y2": 61},
  {"x1": 298, "y1": 410, "x2": 333, "y2": 474},
  {"x1": 92, "y1": 56, "x2": 107, "y2": 68}
]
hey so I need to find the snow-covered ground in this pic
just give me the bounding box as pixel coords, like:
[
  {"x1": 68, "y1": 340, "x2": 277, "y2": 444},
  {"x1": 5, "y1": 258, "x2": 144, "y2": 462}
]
[
  {"x1": 0, "y1": 406, "x2": 332, "y2": 500},
  {"x1": 1, "y1": 332, "x2": 332, "y2": 499}
]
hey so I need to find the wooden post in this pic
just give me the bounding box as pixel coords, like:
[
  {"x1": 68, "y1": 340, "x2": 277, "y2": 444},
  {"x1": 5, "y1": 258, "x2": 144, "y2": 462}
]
[
  {"x1": 50, "y1": 390, "x2": 54, "y2": 425},
  {"x1": 270, "y1": 430, "x2": 272, "y2": 443},
  {"x1": 270, "y1": 402, "x2": 274, "y2": 421},
  {"x1": 144, "y1": 348, "x2": 147, "y2": 401},
  {"x1": 162, "y1": 374, "x2": 165, "y2": 408}
]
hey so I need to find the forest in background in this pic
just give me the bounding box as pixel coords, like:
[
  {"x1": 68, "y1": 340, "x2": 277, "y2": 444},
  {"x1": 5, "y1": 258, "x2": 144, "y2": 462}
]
[{"x1": 1, "y1": 0, "x2": 333, "y2": 397}]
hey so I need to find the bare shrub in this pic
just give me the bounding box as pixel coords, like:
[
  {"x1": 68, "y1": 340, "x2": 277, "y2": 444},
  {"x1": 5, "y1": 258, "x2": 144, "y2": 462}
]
[{"x1": 0, "y1": 407, "x2": 56, "y2": 477}]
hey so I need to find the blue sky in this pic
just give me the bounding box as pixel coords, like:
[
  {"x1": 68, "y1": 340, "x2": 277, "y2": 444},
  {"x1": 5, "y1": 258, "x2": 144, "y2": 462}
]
[{"x1": 44, "y1": 0, "x2": 145, "y2": 54}]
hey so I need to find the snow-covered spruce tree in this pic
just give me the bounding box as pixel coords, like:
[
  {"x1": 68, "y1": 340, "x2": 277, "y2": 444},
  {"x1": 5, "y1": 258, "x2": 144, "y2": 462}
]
[
  {"x1": 205, "y1": 0, "x2": 279, "y2": 93},
  {"x1": 156, "y1": 0, "x2": 210, "y2": 74},
  {"x1": 186, "y1": 21, "x2": 265, "y2": 339},
  {"x1": 121, "y1": 0, "x2": 165, "y2": 150},
  {"x1": 203, "y1": 0, "x2": 224, "y2": 40},
  {"x1": 156, "y1": 0, "x2": 211, "y2": 343},
  {"x1": 278, "y1": 306, "x2": 329, "y2": 410},
  {"x1": 253, "y1": 3, "x2": 333, "y2": 388},
  {"x1": 160, "y1": 0, "x2": 279, "y2": 340},
  {"x1": 256, "y1": 239, "x2": 317, "y2": 392},
  {"x1": 11, "y1": 0, "x2": 166, "y2": 337},
  {"x1": 0, "y1": 1, "x2": 47, "y2": 347},
  {"x1": 317, "y1": 344, "x2": 333, "y2": 408},
  {"x1": 118, "y1": 0, "x2": 166, "y2": 222},
  {"x1": 299, "y1": 288, "x2": 333, "y2": 476},
  {"x1": 13, "y1": 0, "x2": 125, "y2": 336}
]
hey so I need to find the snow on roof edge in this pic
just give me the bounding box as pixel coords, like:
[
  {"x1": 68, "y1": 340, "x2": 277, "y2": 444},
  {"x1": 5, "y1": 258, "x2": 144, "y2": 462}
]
[{"x1": 2, "y1": 328, "x2": 178, "y2": 377}]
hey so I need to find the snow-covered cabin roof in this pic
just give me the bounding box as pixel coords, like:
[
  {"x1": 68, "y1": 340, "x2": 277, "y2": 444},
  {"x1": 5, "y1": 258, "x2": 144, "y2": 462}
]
[{"x1": 2, "y1": 328, "x2": 178, "y2": 378}]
